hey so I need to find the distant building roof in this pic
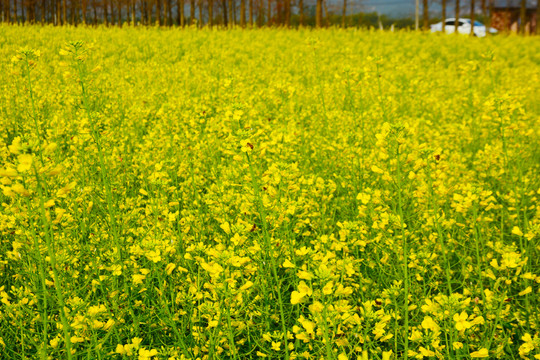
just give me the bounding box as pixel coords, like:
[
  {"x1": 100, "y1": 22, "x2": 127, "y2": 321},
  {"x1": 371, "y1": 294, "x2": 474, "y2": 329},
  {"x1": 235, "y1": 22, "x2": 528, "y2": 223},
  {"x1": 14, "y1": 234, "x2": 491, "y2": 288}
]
[{"x1": 493, "y1": 0, "x2": 537, "y2": 9}]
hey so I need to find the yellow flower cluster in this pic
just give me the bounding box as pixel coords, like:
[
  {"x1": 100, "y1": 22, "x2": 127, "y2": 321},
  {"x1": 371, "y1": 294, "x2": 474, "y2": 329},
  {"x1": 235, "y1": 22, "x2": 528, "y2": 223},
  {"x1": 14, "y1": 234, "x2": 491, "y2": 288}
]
[{"x1": 0, "y1": 25, "x2": 539, "y2": 359}]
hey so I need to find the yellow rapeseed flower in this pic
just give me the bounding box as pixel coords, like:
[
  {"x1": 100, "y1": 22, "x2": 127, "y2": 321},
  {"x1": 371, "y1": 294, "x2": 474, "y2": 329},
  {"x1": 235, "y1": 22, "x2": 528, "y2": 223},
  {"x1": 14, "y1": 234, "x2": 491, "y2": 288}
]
[
  {"x1": 17, "y1": 154, "x2": 33, "y2": 173},
  {"x1": 470, "y1": 348, "x2": 489, "y2": 358},
  {"x1": 453, "y1": 311, "x2": 471, "y2": 331}
]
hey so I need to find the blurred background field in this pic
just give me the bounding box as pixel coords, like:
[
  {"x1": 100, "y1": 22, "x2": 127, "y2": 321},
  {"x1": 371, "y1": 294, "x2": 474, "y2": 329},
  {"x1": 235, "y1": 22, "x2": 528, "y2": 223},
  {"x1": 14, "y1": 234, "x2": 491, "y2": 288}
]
[{"x1": 0, "y1": 26, "x2": 539, "y2": 359}]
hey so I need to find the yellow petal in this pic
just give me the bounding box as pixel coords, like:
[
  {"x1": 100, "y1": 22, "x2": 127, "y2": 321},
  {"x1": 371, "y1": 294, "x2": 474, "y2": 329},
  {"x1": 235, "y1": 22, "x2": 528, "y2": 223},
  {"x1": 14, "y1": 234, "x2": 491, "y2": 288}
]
[
  {"x1": 519, "y1": 286, "x2": 532, "y2": 296},
  {"x1": 470, "y1": 348, "x2": 489, "y2": 358},
  {"x1": 0, "y1": 168, "x2": 18, "y2": 178},
  {"x1": 165, "y1": 263, "x2": 176, "y2": 275},
  {"x1": 282, "y1": 259, "x2": 295, "y2": 268},
  {"x1": 371, "y1": 165, "x2": 384, "y2": 174},
  {"x1": 322, "y1": 281, "x2": 333, "y2": 295},
  {"x1": 240, "y1": 281, "x2": 254, "y2": 291},
  {"x1": 17, "y1": 154, "x2": 33, "y2": 173},
  {"x1": 298, "y1": 281, "x2": 312, "y2": 296},
  {"x1": 220, "y1": 222, "x2": 231, "y2": 234},
  {"x1": 11, "y1": 183, "x2": 31, "y2": 196},
  {"x1": 291, "y1": 291, "x2": 305, "y2": 305},
  {"x1": 512, "y1": 226, "x2": 524, "y2": 237},
  {"x1": 115, "y1": 344, "x2": 125, "y2": 354}
]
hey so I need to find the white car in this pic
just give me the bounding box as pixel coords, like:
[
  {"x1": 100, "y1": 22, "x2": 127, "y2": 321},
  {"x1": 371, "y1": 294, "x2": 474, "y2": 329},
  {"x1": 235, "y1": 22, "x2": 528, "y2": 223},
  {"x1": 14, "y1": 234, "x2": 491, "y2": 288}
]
[{"x1": 430, "y1": 18, "x2": 498, "y2": 37}]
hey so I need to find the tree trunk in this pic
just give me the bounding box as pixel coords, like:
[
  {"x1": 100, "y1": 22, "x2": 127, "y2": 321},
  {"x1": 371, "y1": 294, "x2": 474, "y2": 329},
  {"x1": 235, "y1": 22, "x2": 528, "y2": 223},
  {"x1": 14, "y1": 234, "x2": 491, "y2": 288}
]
[
  {"x1": 442, "y1": 0, "x2": 446, "y2": 31},
  {"x1": 198, "y1": 0, "x2": 202, "y2": 27},
  {"x1": 71, "y1": 0, "x2": 76, "y2": 24},
  {"x1": 116, "y1": 0, "x2": 120, "y2": 25},
  {"x1": 487, "y1": 0, "x2": 493, "y2": 32},
  {"x1": 341, "y1": 0, "x2": 346, "y2": 28},
  {"x1": 455, "y1": 0, "x2": 459, "y2": 34},
  {"x1": 111, "y1": 0, "x2": 116, "y2": 24},
  {"x1": 506, "y1": 0, "x2": 511, "y2": 32},
  {"x1": 41, "y1": 0, "x2": 46, "y2": 22},
  {"x1": 299, "y1": 0, "x2": 304, "y2": 26},
  {"x1": 22, "y1": 0, "x2": 25, "y2": 23},
  {"x1": 470, "y1": 0, "x2": 475, "y2": 35},
  {"x1": 157, "y1": 0, "x2": 162, "y2": 25},
  {"x1": 221, "y1": 0, "x2": 226, "y2": 26},
  {"x1": 25, "y1": 1, "x2": 30, "y2": 23},
  {"x1": 190, "y1": 0, "x2": 195, "y2": 24},
  {"x1": 13, "y1": 0, "x2": 17, "y2": 23},
  {"x1": 266, "y1": 0, "x2": 270, "y2": 26},
  {"x1": 178, "y1": 0, "x2": 186, "y2": 27},
  {"x1": 82, "y1": 0, "x2": 87, "y2": 24},
  {"x1": 131, "y1": 0, "x2": 136, "y2": 24},
  {"x1": 249, "y1": 0, "x2": 252, "y2": 25},
  {"x1": 227, "y1": 0, "x2": 232, "y2": 26},
  {"x1": 316, "y1": 0, "x2": 322, "y2": 28},
  {"x1": 323, "y1": 0, "x2": 329, "y2": 27},
  {"x1": 258, "y1": 0, "x2": 262, "y2": 26},
  {"x1": 208, "y1": 0, "x2": 212, "y2": 26},
  {"x1": 519, "y1": 0, "x2": 526, "y2": 34},
  {"x1": 537, "y1": 0, "x2": 540, "y2": 34},
  {"x1": 286, "y1": 0, "x2": 290, "y2": 27},
  {"x1": 423, "y1": 0, "x2": 428, "y2": 31},
  {"x1": 6, "y1": 0, "x2": 11, "y2": 23},
  {"x1": 163, "y1": 0, "x2": 168, "y2": 24},
  {"x1": 104, "y1": 0, "x2": 109, "y2": 24},
  {"x1": 168, "y1": 0, "x2": 172, "y2": 25},
  {"x1": 277, "y1": 0, "x2": 282, "y2": 25},
  {"x1": 144, "y1": 0, "x2": 148, "y2": 24},
  {"x1": 240, "y1": 0, "x2": 245, "y2": 26}
]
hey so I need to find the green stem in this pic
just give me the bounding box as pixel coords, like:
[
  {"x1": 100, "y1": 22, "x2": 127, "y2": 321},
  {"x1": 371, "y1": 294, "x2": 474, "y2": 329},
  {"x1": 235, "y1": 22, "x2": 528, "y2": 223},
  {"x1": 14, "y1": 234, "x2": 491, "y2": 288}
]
[
  {"x1": 395, "y1": 143, "x2": 409, "y2": 360},
  {"x1": 246, "y1": 152, "x2": 290, "y2": 360},
  {"x1": 73, "y1": 53, "x2": 122, "y2": 262},
  {"x1": 33, "y1": 164, "x2": 73, "y2": 360}
]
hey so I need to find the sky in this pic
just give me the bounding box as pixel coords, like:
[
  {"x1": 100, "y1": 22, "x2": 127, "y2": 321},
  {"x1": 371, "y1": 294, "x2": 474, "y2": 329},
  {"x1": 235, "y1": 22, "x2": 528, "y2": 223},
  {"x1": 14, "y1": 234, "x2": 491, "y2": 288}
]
[
  {"x1": 362, "y1": 0, "x2": 418, "y2": 16},
  {"x1": 353, "y1": 0, "x2": 539, "y2": 18},
  {"x1": 359, "y1": 0, "x2": 449, "y2": 17}
]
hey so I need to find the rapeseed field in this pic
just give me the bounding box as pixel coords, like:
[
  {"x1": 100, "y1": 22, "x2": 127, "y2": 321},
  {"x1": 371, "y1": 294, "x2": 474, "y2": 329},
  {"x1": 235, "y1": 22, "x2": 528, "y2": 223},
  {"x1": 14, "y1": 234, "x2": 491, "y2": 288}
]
[{"x1": 0, "y1": 25, "x2": 539, "y2": 359}]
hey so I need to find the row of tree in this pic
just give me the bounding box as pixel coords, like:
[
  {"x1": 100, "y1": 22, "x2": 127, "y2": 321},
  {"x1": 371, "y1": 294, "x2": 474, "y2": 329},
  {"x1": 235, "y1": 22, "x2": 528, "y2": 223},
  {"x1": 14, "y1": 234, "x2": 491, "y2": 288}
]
[
  {"x1": 423, "y1": 0, "x2": 539, "y2": 35},
  {"x1": 0, "y1": 0, "x2": 324, "y2": 27},
  {"x1": 0, "y1": 0, "x2": 538, "y2": 33}
]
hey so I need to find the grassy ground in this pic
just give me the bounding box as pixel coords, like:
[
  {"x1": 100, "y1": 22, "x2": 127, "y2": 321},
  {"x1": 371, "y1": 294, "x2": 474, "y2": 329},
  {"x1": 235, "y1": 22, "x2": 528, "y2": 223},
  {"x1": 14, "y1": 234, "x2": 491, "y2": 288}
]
[{"x1": 0, "y1": 25, "x2": 539, "y2": 359}]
